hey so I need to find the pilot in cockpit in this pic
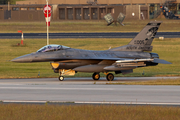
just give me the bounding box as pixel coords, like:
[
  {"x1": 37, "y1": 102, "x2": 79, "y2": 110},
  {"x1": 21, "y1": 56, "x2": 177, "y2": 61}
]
[{"x1": 37, "y1": 44, "x2": 70, "y2": 53}]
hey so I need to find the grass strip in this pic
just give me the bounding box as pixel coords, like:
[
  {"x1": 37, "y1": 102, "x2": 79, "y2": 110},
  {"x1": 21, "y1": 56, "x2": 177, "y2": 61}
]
[
  {"x1": 1, "y1": 19, "x2": 180, "y2": 32},
  {"x1": 0, "y1": 104, "x2": 179, "y2": 120}
]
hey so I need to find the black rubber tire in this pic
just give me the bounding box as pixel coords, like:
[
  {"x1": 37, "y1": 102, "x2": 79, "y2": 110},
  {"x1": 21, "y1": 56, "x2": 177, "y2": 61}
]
[
  {"x1": 92, "y1": 73, "x2": 100, "y2": 80},
  {"x1": 59, "y1": 76, "x2": 64, "y2": 81},
  {"x1": 106, "y1": 73, "x2": 114, "y2": 81}
]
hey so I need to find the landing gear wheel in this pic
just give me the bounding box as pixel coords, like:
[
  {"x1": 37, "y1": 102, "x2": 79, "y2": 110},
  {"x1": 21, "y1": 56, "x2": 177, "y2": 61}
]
[
  {"x1": 92, "y1": 73, "x2": 100, "y2": 80},
  {"x1": 106, "y1": 73, "x2": 114, "y2": 81},
  {"x1": 59, "y1": 76, "x2": 64, "y2": 81}
]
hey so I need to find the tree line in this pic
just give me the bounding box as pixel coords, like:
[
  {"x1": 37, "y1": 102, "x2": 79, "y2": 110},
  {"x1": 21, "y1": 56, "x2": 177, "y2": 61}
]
[{"x1": 0, "y1": 0, "x2": 18, "y2": 4}]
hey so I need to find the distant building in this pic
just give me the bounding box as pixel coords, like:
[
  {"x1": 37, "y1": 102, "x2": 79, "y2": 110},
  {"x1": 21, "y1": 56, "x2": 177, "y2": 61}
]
[{"x1": 0, "y1": 0, "x2": 178, "y2": 21}]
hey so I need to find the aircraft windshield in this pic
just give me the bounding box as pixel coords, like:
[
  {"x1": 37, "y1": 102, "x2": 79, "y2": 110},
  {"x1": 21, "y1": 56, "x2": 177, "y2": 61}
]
[{"x1": 37, "y1": 44, "x2": 70, "y2": 52}]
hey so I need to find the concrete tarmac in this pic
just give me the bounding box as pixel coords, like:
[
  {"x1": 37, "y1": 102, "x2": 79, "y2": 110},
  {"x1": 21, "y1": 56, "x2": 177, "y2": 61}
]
[
  {"x1": 0, "y1": 77, "x2": 180, "y2": 105},
  {"x1": 1, "y1": 32, "x2": 180, "y2": 39}
]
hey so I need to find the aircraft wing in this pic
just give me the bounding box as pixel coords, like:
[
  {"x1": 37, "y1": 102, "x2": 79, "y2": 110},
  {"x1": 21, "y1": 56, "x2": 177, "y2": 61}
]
[
  {"x1": 51, "y1": 56, "x2": 128, "y2": 61},
  {"x1": 52, "y1": 56, "x2": 171, "y2": 65},
  {"x1": 115, "y1": 58, "x2": 171, "y2": 64}
]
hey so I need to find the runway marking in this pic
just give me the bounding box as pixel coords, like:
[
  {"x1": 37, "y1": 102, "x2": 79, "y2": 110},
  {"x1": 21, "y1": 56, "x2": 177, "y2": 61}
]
[
  {"x1": 75, "y1": 101, "x2": 180, "y2": 105},
  {"x1": 0, "y1": 87, "x2": 114, "y2": 90},
  {"x1": 2, "y1": 100, "x2": 180, "y2": 105},
  {"x1": 3, "y1": 100, "x2": 47, "y2": 103},
  {"x1": 0, "y1": 84, "x2": 23, "y2": 85}
]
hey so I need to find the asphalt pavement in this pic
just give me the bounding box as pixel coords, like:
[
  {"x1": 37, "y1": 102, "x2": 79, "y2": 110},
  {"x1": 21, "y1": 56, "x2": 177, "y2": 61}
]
[
  {"x1": 0, "y1": 32, "x2": 180, "y2": 39},
  {"x1": 0, "y1": 77, "x2": 180, "y2": 105}
]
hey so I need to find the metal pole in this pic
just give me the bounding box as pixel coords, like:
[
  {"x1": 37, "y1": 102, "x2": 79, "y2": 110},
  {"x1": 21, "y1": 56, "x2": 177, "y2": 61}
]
[
  {"x1": 46, "y1": 0, "x2": 49, "y2": 45},
  {"x1": 8, "y1": 1, "x2": 10, "y2": 11}
]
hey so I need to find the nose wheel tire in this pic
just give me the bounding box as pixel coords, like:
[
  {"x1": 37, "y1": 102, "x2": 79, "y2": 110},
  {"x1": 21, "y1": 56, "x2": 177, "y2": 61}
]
[
  {"x1": 59, "y1": 76, "x2": 64, "y2": 81},
  {"x1": 92, "y1": 73, "x2": 100, "y2": 80},
  {"x1": 106, "y1": 73, "x2": 114, "y2": 81}
]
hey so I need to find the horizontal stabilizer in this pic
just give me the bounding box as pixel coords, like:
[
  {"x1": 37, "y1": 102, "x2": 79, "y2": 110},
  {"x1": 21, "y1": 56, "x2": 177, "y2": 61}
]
[{"x1": 153, "y1": 59, "x2": 172, "y2": 64}]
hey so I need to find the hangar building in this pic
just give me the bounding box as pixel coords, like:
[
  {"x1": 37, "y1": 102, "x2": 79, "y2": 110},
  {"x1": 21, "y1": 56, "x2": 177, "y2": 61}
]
[{"x1": 0, "y1": 0, "x2": 178, "y2": 21}]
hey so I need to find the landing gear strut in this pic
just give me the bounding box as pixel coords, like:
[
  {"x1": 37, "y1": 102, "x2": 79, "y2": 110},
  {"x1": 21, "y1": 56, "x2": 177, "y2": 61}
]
[
  {"x1": 92, "y1": 73, "x2": 100, "y2": 80},
  {"x1": 106, "y1": 73, "x2": 114, "y2": 81}
]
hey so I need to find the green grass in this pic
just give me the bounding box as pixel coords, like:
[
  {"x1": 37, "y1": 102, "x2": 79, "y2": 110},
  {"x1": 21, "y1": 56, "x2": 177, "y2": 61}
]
[
  {"x1": 0, "y1": 104, "x2": 179, "y2": 120},
  {"x1": 10, "y1": 0, "x2": 24, "y2": 4},
  {"x1": 0, "y1": 38, "x2": 179, "y2": 78},
  {"x1": 2, "y1": 19, "x2": 180, "y2": 32}
]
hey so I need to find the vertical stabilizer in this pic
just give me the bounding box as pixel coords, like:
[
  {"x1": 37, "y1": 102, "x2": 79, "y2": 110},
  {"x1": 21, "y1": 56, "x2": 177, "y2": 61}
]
[
  {"x1": 128, "y1": 21, "x2": 162, "y2": 51},
  {"x1": 109, "y1": 21, "x2": 162, "y2": 52}
]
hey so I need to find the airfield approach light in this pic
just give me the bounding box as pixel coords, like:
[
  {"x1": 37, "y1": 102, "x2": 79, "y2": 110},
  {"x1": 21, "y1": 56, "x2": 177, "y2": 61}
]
[{"x1": 18, "y1": 30, "x2": 24, "y2": 45}]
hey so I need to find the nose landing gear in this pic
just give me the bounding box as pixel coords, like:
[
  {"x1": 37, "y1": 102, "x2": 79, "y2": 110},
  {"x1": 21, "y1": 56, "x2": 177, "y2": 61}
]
[
  {"x1": 59, "y1": 70, "x2": 64, "y2": 81},
  {"x1": 59, "y1": 76, "x2": 64, "y2": 81},
  {"x1": 57, "y1": 69, "x2": 76, "y2": 81}
]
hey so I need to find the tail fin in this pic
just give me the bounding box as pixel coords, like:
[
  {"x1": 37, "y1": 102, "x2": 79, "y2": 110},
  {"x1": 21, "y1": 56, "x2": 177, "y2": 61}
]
[
  {"x1": 110, "y1": 21, "x2": 162, "y2": 52},
  {"x1": 128, "y1": 21, "x2": 162, "y2": 51}
]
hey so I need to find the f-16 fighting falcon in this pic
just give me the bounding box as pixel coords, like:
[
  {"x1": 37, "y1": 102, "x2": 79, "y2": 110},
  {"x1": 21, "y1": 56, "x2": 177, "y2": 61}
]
[{"x1": 12, "y1": 21, "x2": 171, "y2": 81}]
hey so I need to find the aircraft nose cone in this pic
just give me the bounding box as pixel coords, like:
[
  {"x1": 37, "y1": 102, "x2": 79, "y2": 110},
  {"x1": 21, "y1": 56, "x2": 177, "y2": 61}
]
[{"x1": 11, "y1": 54, "x2": 33, "y2": 63}]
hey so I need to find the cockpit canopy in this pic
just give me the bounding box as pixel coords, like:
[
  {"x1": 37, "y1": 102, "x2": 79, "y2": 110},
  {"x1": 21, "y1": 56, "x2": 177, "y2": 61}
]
[{"x1": 37, "y1": 44, "x2": 70, "y2": 52}]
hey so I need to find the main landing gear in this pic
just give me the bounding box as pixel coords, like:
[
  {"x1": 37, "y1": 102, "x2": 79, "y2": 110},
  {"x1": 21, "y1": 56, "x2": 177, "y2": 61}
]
[
  {"x1": 106, "y1": 73, "x2": 114, "y2": 81},
  {"x1": 58, "y1": 71, "x2": 114, "y2": 81},
  {"x1": 92, "y1": 72, "x2": 114, "y2": 81},
  {"x1": 92, "y1": 73, "x2": 100, "y2": 80}
]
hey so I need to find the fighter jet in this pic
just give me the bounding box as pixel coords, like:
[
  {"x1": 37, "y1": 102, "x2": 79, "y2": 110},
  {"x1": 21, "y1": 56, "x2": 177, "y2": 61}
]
[
  {"x1": 160, "y1": 6, "x2": 179, "y2": 19},
  {"x1": 104, "y1": 13, "x2": 125, "y2": 26},
  {"x1": 12, "y1": 21, "x2": 171, "y2": 81}
]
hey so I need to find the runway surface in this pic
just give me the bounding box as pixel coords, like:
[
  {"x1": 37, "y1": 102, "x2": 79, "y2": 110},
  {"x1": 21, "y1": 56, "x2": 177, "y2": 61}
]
[
  {"x1": 0, "y1": 77, "x2": 180, "y2": 105},
  {"x1": 0, "y1": 32, "x2": 180, "y2": 39}
]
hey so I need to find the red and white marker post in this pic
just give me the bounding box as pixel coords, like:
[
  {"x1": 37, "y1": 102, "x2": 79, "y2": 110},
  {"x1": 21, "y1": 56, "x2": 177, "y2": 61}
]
[
  {"x1": 43, "y1": 0, "x2": 52, "y2": 45},
  {"x1": 18, "y1": 30, "x2": 24, "y2": 45}
]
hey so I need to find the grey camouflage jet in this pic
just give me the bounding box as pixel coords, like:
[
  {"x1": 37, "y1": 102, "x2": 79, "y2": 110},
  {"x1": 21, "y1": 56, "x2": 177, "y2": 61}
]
[
  {"x1": 12, "y1": 21, "x2": 171, "y2": 81},
  {"x1": 160, "y1": 6, "x2": 179, "y2": 19}
]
